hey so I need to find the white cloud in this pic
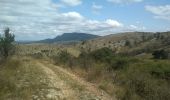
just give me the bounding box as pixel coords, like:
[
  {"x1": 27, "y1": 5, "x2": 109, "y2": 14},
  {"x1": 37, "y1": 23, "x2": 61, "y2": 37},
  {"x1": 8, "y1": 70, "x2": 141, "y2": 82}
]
[
  {"x1": 106, "y1": 19, "x2": 123, "y2": 27},
  {"x1": 0, "y1": 0, "x2": 123, "y2": 40},
  {"x1": 60, "y1": 12, "x2": 84, "y2": 20},
  {"x1": 60, "y1": 0, "x2": 82, "y2": 6},
  {"x1": 108, "y1": 0, "x2": 143, "y2": 4},
  {"x1": 92, "y1": 3, "x2": 103, "y2": 10},
  {"x1": 0, "y1": 0, "x2": 59, "y2": 40},
  {"x1": 166, "y1": 27, "x2": 170, "y2": 31},
  {"x1": 92, "y1": 3, "x2": 103, "y2": 14},
  {"x1": 124, "y1": 24, "x2": 146, "y2": 32},
  {"x1": 145, "y1": 5, "x2": 170, "y2": 21},
  {"x1": 130, "y1": 25, "x2": 138, "y2": 29}
]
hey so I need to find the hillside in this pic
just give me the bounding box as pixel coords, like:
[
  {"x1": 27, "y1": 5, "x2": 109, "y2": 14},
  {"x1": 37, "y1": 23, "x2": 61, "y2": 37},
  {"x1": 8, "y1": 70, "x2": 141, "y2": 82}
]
[
  {"x1": 1, "y1": 31, "x2": 170, "y2": 100},
  {"x1": 37, "y1": 33, "x2": 99, "y2": 43},
  {"x1": 76, "y1": 32, "x2": 170, "y2": 54}
]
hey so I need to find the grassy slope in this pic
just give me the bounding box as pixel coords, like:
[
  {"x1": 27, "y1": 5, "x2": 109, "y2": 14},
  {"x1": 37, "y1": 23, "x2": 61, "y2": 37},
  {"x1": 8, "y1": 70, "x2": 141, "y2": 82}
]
[{"x1": 0, "y1": 57, "x2": 49, "y2": 100}]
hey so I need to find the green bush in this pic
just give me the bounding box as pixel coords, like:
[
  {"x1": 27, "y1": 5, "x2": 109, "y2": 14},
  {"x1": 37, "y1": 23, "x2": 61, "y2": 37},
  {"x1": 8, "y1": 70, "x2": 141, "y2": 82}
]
[
  {"x1": 109, "y1": 57, "x2": 129, "y2": 70},
  {"x1": 152, "y1": 49, "x2": 168, "y2": 59},
  {"x1": 53, "y1": 50, "x2": 76, "y2": 69},
  {"x1": 115, "y1": 60, "x2": 170, "y2": 100},
  {"x1": 78, "y1": 51, "x2": 93, "y2": 71},
  {"x1": 149, "y1": 62, "x2": 170, "y2": 80},
  {"x1": 57, "y1": 50, "x2": 70, "y2": 63},
  {"x1": 89, "y1": 47, "x2": 114, "y2": 62}
]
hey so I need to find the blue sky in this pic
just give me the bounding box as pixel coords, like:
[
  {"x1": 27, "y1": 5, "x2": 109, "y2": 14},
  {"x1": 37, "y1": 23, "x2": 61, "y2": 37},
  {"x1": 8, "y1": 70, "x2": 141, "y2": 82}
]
[{"x1": 0, "y1": 0, "x2": 170, "y2": 40}]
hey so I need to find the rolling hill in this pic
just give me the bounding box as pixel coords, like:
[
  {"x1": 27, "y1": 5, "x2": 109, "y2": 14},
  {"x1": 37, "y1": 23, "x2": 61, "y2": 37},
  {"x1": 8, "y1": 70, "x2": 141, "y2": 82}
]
[{"x1": 75, "y1": 31, "x2": 170, "y2": 54}]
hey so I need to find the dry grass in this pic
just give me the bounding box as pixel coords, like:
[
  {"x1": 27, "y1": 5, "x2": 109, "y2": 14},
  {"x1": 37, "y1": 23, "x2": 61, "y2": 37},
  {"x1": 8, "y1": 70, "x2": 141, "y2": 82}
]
[
  {"x1": 66, "y1": 47, "x2": 80, "y2": 57},
  {"x1": 0, "y1": 57, "x2": 50, "y2": 100},
  {"x1": 15, "y1": 44, "x2": 81, "y2": 58}
]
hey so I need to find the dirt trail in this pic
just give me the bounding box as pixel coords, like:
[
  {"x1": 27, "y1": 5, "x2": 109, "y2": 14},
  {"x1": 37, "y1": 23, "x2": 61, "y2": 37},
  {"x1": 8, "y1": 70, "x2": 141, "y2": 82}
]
[
  {"x1": 37, "y1": 62, "x2": 77, "y2": 100},
  {"x1": 36, "y1": 61, "x2": 116, "y2": 100}
]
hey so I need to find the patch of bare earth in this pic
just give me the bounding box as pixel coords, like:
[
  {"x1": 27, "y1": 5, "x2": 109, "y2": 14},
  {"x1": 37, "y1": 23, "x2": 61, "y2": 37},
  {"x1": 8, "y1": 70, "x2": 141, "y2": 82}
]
[
  {"x1": 37, "y1": 62, "x2": 77, "y2": 100},
  {"x1": 37, "y1": 61, "x2": 116, "y2": 100}
]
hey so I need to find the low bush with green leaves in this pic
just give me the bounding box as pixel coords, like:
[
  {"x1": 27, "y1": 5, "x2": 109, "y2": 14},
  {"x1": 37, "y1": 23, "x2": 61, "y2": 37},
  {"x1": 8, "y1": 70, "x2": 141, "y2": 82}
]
[
  {"x1": 152, "y1": 49, "x2": 169, "y2": 59},
  {"x1": 115, "y1": 60, "x2": 170, "y2": 100},
  {"x1": 89, "y1": 47, "x2": 114, "y2": 62}
]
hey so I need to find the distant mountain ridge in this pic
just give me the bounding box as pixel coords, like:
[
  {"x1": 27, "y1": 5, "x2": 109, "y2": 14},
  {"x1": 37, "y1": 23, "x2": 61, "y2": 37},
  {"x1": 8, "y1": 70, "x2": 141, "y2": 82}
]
[{"x1": 37, "y1": 32, "x2": 100, "y2": 43}]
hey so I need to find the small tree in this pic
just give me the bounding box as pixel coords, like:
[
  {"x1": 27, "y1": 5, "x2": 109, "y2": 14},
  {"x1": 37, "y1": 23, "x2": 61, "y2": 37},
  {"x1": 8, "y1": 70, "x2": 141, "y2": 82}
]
[{"x1": 0, "y1": 28, "x2": 15, "y2": 58}]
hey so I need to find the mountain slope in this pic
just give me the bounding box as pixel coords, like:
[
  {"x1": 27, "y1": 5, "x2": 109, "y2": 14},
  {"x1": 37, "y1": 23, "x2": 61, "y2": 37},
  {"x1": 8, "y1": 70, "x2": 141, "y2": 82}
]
[
  {"x1": 38, "y1": 33, "x2": 99, "y2": 43},
  {"x1": 76, "y1": 32, "x2": 170, "y2": 54}
]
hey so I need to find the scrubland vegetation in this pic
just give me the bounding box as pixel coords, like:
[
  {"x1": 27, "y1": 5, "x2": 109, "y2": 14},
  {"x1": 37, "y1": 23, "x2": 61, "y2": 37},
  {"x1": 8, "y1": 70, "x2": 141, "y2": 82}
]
[
  {"x1": 53, "y1": 47, "x2": 170, "y2": 100},
  {"x1": 0, "y1": 28, "x2": 170, "y2": 100}
]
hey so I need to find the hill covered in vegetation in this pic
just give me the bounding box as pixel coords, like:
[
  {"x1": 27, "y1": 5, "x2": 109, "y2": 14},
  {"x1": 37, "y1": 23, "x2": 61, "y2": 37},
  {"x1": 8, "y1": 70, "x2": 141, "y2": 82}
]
[
  {"x1": 76, "y1": 32, "x2": 170, "y2": 55},
  {"x1": 1, "y1": 31, "x2": 170, "y2": 100}
]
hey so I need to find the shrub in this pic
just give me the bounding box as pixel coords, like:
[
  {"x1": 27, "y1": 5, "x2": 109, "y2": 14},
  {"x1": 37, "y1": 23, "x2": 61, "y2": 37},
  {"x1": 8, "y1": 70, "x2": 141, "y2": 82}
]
[
  {"x1": 152, "y1": 49, "x2": 168, "y2": 59},
  {"x1": 32, "y1": 51, "x2": 44, "y2": 59},
  {"x1": 78, "y1": 51, "x2": 93, "y2": 71},
  {"x1": 58, "y1": 50, "x2": 70, "y2": 63},
  {"x1": 89, "y1": 47, "x2": 114, "y2": 62},
  {"x1": 149, "y1": 62, "x2": 170, "y2": 80},
  {"x1": 109, "y1": 57, "x2": 129, "y2": 70},
  {"x1": 115, "y1": 61, "x2": 170, "y2": 100},
  {"x1": 53, "y1": 50, "x2": 75, "y2": 68}
]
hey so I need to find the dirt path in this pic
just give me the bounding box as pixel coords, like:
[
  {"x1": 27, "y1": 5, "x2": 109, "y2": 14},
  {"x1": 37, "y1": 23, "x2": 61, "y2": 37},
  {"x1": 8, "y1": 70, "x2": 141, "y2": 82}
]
[{"x1": 36, "y1": 61, "x2": 116, "y2": 100}]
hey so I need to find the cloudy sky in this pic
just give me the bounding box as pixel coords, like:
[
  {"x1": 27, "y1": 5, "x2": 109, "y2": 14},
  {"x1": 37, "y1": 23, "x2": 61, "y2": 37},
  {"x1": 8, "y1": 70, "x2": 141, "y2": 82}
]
[{"x1": 0, "y1": 0, "x2": 170, "y2": 40}]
